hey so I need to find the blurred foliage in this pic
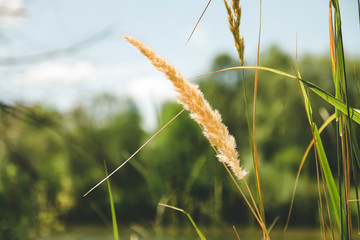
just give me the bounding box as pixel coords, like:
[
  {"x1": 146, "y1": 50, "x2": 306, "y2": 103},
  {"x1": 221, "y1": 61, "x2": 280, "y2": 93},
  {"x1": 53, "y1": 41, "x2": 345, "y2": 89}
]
[{"x1": 0, "y1": 47, "x2": 359, "y2": 239}]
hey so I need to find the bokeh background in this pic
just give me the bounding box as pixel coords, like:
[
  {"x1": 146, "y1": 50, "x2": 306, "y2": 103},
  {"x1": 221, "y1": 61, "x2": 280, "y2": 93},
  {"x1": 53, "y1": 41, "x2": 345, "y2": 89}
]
[{"x1": 0, "y1": 0, "x2": 359, "y2": 239}]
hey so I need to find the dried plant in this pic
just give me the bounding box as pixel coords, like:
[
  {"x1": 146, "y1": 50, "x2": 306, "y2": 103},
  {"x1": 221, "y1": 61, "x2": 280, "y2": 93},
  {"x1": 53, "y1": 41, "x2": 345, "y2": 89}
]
[
  {"x1": 224, "y1": 0, "x2": 245, "y2": 65},
  {"x1": 123, "y1": 34, "x2": 247, "y2": 180}
]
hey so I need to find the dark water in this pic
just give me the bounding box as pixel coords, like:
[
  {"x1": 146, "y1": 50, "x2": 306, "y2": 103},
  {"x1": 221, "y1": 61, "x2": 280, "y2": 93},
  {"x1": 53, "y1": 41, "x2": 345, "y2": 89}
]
[{"x1": 42, "y1": 225, "x2": 322, "y2": 240}]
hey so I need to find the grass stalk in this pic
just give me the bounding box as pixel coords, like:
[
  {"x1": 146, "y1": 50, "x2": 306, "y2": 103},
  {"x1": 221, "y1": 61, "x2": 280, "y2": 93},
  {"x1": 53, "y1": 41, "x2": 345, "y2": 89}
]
[
  {"x1": 330, "y1": 0, "x2": 356, "y2": 238},
  {"x1": 192, "y1": 66, "x2": 360, "y2": 124},
  {"x1": 251, "y1": 0, "x2": 266, "y2": 222},
  {"x1": 233, "y1": 225, "x2": 241, "y2": 240},
  {"x1": 83, "y1": 109, "x2": 185, "y2": 197},
  {"x1": 104, "y1": 162, "x2": 120, "y2": 240},
  {"x1": 186, "y1": 0, "x2": 212, "y2": 46},
  {"x1": 285, "y1": 113, "x2": 336, "y2": 230},
  {"x1": 159, "y1": 203, "x2": 206, "y2": 240}
]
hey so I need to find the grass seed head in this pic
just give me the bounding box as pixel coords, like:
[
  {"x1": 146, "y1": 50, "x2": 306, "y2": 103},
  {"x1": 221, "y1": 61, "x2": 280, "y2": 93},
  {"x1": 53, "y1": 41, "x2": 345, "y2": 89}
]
[{"x1": 123, "y1": 34, "x2": 247, "y2": 179}]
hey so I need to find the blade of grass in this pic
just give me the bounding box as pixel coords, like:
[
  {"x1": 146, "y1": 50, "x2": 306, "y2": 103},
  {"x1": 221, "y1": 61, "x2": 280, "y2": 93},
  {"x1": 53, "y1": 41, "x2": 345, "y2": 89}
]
[
  {"x1": 83, "y1": 109, "x2": 185, "y2": 197},
  {"x1": 350, "y1": 127, "x2": 360, "y2": 233},
  {"x1": 192, "y1": 66, "x2": 360, "y2": 125},
  {"x1": 314, "y1": 124, "x2": 344, "y2": 231},
  {"x1": 252, "y1": 0, "x2": 266, "y2": 223},
  {"x1": 296, "y1": 65, "x2": 336, "y2": 238},
  {"x1": 331, "y1": 1, "x2": 354, "y2": 237},
  {"x1": 196, "y1": 64, "x2": 351, "y2": 233},
  {"x1": 285, "y1": 113, "x2": 336, "y2": 230},
  {"x1": 351, "y1": 126, "x2": 360, "y2": 170},
  {"x1": 297, "y1": 62, "x2": 344, "y2": 236},
  {"x1": 104, "y1": 161, "x2": 120, "y2": 240},
  {"x1": 158, "y1": 203, "x2": 206, "y2": 240}
]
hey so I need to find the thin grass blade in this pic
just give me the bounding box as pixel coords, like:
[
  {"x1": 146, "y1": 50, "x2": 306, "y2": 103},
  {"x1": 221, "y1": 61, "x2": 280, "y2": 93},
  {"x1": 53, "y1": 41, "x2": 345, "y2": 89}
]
[
  {"x1": 186, "y1": 0, "x2": 212, "y2": 46},
  {"x1": 193, "y1": 66, "x2": 360, "y2": 125},
  {"x1": 233, "y1": 226, "x2": 241, "y2": 240},
  {"x1": 159, "y1": 203, "x2": 206, "y2": 240},
  {"x1": 285, "y1": 113, "x2": 336, "y2": 230},
  {"x1": 313, "y1": 125, "x2": 343, "y2": 230},
  {"x1": 105, "y1": 162, "x2": 120, "y2": 240}
]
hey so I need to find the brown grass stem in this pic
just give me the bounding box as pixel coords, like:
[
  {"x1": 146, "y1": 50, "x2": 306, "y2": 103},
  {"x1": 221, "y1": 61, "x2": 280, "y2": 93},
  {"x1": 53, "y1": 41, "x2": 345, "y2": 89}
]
[
  {"x1": 252, "y1": 0, "x2": 265, "y2": 221},
  {"x1": 221, "y1": 161, "x2": 269, "y2": 239},
  {"x1": 233, "y1": 225, "x2": 241, "y2": 240},
  {"x1": 186, "y1": 0, "x2": 212, "y2": 46},
  {"x1": 196, "y1": 122, "x2": 266, "y2": 236}
]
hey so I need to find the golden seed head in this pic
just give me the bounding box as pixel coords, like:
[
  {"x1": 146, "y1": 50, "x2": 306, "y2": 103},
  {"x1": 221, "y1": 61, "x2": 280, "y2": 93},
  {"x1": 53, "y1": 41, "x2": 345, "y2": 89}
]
[
  {"x1": 224, "y1": 0, "x2": 245, "y2": 65},
  {"x1": 123, "y1": 34, "x2": 247, "y2": 179}
]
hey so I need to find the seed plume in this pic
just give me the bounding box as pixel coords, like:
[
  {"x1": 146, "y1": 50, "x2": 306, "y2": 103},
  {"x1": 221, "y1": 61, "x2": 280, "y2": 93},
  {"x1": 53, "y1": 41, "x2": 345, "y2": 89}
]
[
  {"x1": 224, "y1": 0, "x2": 245, "y2": 65},
  {"x1": 123, "y1": 34, "x2": 247, "y2": 179}
]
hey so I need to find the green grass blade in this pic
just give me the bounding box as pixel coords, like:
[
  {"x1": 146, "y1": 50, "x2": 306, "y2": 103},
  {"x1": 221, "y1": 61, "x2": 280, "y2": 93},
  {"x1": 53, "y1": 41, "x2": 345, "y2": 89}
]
[
  {"x1": 351, "y1": 126, "x2": 360, "y2": 169},
  {"x1": 351, "y1": 125, "x2": 360, "y2": 232},
  {"x1": 195, "y1": 66, "x2": 360, "y2": 125},
  {"x1": 159, "y1": 203, "x2": 206, "y2": 240},
  {"x1": 105, "y1": 162, "x2": 120, "y2": 240},
  {"x1": 267, "y1": 216, "x2": 279, "y2": 233},
  {"x1": 296, "y1": 68, "x2": 343, "y2": 232},
  {"x1": 298, "y1": 79, "x2": 360, "y2": 125},
  {"x1": 313, "y1": 125, "x2": 342, "y2": 229}
]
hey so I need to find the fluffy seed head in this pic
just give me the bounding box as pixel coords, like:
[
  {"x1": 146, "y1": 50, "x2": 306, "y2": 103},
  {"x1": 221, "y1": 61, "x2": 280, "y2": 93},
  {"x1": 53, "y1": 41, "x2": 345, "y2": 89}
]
[{"x1": 123, "y1": 34, "x2": 247, "y2": 179}]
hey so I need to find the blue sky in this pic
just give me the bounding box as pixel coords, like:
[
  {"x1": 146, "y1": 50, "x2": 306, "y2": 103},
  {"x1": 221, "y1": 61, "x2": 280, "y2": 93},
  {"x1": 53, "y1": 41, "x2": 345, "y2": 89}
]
[{"x1": 0, "y1": 0, "x2": 359, "y2": 130}]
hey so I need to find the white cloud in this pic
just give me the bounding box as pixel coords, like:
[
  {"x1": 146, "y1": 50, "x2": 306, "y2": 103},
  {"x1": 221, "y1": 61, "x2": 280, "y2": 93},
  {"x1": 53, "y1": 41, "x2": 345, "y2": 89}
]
[
  {"x1": 126, "y1": 75, "x2": 176, "y2": 103},
  {"x1": 186, "y1": 27, "x2": 212, "y2": 50},
  {"x1": 18, "y1": 61, "x2": 97, "y2": 84},
  {"x1": 0, "y1": 0, "x2": 25, "y2": 27},
  {"x1": 126, "y1": 75, "x2": 177, "y2": 131}
]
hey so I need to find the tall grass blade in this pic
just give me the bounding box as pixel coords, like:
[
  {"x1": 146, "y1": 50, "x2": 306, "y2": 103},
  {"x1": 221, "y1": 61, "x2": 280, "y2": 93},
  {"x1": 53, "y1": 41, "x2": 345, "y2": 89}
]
[
  {"x1": 104, "y1": 162, "x2": 120, "y2": 240},
  {"x1": 351, "y1": 127, "x2": 360, "y2": 232},
  {"x1": 299, "y1": 80, "x2": 360, "y2": 125},
  {"x1": 351, "y1": 127, "x2": 360, "y2": 169},
  {"x1": 159, "y1": 203, "x2": 206, "y2": 240},
  {"x1": 296, "y1": 64, "x2": 342, "y2": 237},
  {"x1": 194, "y1": 66, "x2": 360, "y2": 125},
  {"x1": 313, "y1": 125, "x2": 343, "y2": 230},
  {"x1": 252, "y1": 0, "x2": 266, "y2": 223},
  {"x1": 285, "y1": 113, "x2": 336, "y2": 230},
  {"x1": 331, "y1": 1, "x2": 354, "y2": 237}
]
